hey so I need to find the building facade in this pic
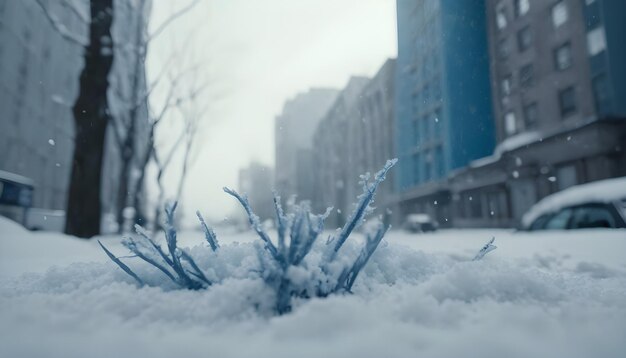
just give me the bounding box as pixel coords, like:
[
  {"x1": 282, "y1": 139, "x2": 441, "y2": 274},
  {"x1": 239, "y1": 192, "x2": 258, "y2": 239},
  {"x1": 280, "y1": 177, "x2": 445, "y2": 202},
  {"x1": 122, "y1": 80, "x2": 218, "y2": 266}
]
[
  {"x1": 449, "y1": 0, "x2": 626, "y2": 228},
  {"x1": 0, "y1": 0, "x2": 151, "y2": 229},
  {"x1": 345, "y1": 59, "x2": 396, "y2": 217},
  {"x1": 394, "y1": 0, "x2": 496, "y2": 226},
  {"x1": 274, "y1": 88, "x2": 338, "y2": 203},
  {"x1": 313, "y1": 77, "x2": 369, "y2": 227}
]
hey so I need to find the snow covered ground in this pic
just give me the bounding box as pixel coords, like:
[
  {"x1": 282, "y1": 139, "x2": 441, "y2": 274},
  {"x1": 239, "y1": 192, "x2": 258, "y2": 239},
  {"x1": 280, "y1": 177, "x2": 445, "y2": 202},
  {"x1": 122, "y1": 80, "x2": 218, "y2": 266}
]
[{"x1": 1, "y1": 216, "x2": 626, "y2": 358}]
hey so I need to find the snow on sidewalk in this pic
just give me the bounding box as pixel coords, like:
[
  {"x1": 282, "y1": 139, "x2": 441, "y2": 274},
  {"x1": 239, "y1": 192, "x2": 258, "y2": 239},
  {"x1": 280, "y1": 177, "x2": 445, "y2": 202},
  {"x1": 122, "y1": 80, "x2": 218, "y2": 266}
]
[{"x1": 1, "y1": 216, "x2": 626, "y2": 358}]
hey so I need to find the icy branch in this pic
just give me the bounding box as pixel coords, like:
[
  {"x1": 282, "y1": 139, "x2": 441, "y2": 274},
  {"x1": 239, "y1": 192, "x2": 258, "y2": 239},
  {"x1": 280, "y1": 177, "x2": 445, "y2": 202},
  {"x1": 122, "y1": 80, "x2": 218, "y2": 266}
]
[
  {"x1": 196, "y1": 210, "x2": 219, "y2": 251},
  {"x1": 100, "y1": 203, "x2": 215, "y2": 290},
  {"x1": 147, "y1": 0, "x2": 201, "y2": 42},
  {"x1": 473, "y1": 237, "x2": 497, "y2": 261},
  {"x1": 326, "y1": 158, "x2": 397, "y2": 262},
  {"x1": 223, "y1": 187, "x2": 280, "y2": 260},
  {"x1": 98, "y1": 240, "x2": 144, "y2": 286}
]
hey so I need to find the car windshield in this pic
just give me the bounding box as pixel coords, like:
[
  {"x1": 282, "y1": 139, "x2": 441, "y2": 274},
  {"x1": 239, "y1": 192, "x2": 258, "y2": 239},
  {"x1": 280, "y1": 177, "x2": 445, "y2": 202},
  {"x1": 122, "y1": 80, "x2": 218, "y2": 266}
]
[
  {"x1": 529, "y1": 214, "x2": 552, "y2": 230},
  {"x1": 544, "y1": 208, "x2": 574, "y2": 230},
  {"x1": 570, "y1": 204, "x2": 617, "y2": 229}
]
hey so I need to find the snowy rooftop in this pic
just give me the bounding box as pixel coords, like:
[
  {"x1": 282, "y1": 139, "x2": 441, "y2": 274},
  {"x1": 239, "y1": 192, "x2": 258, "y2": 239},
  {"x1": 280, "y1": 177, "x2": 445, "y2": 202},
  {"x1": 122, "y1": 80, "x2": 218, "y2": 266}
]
[{"x1": 0, "y1": 169, "x2": 35, "y2": 187}]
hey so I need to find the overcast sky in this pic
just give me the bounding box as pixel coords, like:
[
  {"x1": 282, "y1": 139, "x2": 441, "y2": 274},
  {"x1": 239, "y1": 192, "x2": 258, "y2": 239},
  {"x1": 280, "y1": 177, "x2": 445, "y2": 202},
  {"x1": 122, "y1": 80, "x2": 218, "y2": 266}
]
[{"x1": 148, "y1": 0, "x2": 397, "y2": 223}]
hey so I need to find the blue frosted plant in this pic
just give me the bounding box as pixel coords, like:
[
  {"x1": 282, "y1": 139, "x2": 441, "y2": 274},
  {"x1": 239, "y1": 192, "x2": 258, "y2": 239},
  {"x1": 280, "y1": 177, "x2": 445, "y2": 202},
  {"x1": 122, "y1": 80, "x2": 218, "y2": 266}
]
[
  {"x1": 225, "y1": 158, "x2": 397, "y2": 313},
  {"x1": 99, "y1": 202, "x2": 217, "y2": 290},
  {"x1": 101, "y1": 159, "x2": 397, "y2": 315}
]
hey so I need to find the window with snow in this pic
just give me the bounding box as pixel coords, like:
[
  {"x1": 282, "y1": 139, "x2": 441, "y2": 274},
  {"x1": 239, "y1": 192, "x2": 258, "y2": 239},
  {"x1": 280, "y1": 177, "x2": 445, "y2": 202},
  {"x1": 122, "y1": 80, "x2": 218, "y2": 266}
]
[
  {"x1": 586, "y1": 26, "x2": 606, "y2": 56},
  {"x1": 515, "y1": 0, "x2": 530, "y2": 17},
  {"x1": 501, "y1": 75, "x2": 512, "y2": 96},
  {"x1": 496, "y1": 1, "x2": 508, "y2": 30},
  {"x1": 505, "y1": 111, "x2": 517, "y2": 135},
  {"x1": 551, "y1": 1, "x2": 568, "y2": 28},
  {"x1": 554, "y1": 42, "x2": 572, "y2": 71}
]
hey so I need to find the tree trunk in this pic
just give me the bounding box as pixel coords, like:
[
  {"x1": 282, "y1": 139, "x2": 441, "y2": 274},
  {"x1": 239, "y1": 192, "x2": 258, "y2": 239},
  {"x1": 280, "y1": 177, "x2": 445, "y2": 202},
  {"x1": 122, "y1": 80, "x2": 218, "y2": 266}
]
[
  {"x1": 132, "y1": 138, "x2": 152, "y2": 226},
  {"x1": 116, "y1": 0, "x2": 146, "y2": 233},
  {"x1": 65, "y1": 0, "x2": 115, "y2": 238},
  {"x1": 115, "y1": 145, "x2": 132, "y2": 232}
]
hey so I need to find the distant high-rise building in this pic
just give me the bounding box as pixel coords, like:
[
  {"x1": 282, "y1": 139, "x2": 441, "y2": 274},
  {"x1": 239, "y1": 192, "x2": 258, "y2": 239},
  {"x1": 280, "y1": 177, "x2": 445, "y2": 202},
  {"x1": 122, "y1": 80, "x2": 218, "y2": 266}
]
[
  {"x1": 313, "y1": 77, "x2": 370, "y2": 227},
  {"x1": 0, "y1": 0, "x2": 151, "y2": 229},
  {"x1": 449, "y1": 0, "x2": 626, "y2": 228},
  {"x1": 394, "y1": 0, "x2": 495, "y2": 225},
  {"x1": 345, "y1": 59, "x2": 396, "y2": 216},
  {"x1": 275, "y1": 88, "x2": 338, "y2": 202},
  {"x1": 238, "y1": 162, "x2": 274, "y2": 222}
]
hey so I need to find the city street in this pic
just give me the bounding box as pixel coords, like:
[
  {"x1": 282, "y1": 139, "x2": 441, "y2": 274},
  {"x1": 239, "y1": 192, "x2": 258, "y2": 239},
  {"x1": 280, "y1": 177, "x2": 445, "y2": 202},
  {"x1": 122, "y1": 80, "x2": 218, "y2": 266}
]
[{"x1": 1, "y1": 216, "x2": 626, "y2": 357}]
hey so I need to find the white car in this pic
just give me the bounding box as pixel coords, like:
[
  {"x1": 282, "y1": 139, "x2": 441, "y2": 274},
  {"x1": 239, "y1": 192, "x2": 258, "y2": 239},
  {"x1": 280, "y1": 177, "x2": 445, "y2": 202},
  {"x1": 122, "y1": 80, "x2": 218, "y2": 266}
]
[
  {"x1": 404, "y1": 214, "x2": 438, "y2": 233},
  {"x1": 522, "y1": 176, "x2": 626, "y2": 231}
]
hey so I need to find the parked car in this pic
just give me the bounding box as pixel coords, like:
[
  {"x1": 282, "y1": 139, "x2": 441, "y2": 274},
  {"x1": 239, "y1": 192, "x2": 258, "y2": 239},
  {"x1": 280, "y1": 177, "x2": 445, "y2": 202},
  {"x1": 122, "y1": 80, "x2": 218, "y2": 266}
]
[
  {"x1": 404, "y1": 214, "x2": 438, "y2": 233},
  {"x1": 522, "y1": 177, "x2": 626, "y2": 231}
]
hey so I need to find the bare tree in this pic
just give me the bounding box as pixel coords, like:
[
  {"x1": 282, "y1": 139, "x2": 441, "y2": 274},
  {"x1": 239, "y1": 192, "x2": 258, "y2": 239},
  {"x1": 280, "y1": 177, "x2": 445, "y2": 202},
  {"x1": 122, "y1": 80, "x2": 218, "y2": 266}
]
[
  {"x1": 35, "y1": 0, "x2": 114, "y2": 238},
  {"x1": 109, "y1": 0, "x2": 200, "y2": 233},
  {"x1": 35, "y1": 0, "x2": 200, "y2": 236},
  {"x1": 147, "y1": 62, "x2": 209, "y2": 229},
  {"x1": 173, "y1": 79, "x2": 209, "y2": 205}
]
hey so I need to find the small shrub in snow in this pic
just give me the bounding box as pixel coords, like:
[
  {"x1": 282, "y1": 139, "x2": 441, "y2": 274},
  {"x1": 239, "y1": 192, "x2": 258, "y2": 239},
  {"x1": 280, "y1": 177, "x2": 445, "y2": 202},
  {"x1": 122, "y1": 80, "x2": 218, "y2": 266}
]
[
  {"x1": 100, "y1": 159, "x2": 397, "y2": 314},
  {"x1": 100, "y1": 203, "x2": 214, "y2": 290}
]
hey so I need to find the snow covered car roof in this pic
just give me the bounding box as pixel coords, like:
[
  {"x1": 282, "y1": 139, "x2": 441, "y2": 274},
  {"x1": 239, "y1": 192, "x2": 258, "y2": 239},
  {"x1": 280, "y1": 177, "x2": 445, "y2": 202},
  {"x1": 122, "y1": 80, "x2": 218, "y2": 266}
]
[
  {"x1": 522, "y1": 176, "x2": 626, "y2": 228},
  {"x1": 406, "y1": 214, "x2": 433, "y2": 223}
]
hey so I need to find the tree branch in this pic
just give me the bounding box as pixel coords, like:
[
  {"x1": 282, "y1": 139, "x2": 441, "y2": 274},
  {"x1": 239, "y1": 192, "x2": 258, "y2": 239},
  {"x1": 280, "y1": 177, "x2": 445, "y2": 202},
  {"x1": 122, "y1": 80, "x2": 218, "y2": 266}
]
[
  {"x1": 33, "y1": 0, "x2": 89, "y2": 47},
  {"x1": 147, "y1": 0, "x2": 201, "y2": 42},
  {"x1": 59, "y1": 0, "x2": 89, "y2": 24}
]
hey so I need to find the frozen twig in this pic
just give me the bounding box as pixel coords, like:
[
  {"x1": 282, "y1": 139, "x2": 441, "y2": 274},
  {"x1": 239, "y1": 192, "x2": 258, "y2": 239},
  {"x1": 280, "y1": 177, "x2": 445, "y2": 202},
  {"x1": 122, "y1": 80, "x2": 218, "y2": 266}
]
[{"x1": 473, "y1": 237, "x2": 497, "y2": 261}]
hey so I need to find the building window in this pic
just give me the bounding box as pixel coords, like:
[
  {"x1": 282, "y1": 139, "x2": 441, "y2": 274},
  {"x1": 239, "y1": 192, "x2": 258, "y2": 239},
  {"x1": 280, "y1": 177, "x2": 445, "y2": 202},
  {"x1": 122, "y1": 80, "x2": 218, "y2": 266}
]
[
  {"x1": 496, "y1": 1, "x2": 507, "y2": 30},
  {"x1": 434, "y1": 109, "x2": 443, "y2": 137},
  {"x1": 523, "y1": 102, "x2": 538, "y2": 129},
  {"x1": 432, "y1": 79, "x2": 442, "y2": 102},
  {"x1": 515, "y1": 0, "x2": 530, "y2": 17},
  {"x1": 435, "y1": 146, "x2": 444, "y2": 178},
  {"x1": 592, "y1": 74, "x2": 611, "y2": 114},
  {"x1": 587, "y1": 26, "x2": 606, "y2": 56},
  {"x1": 505, "y1": 112, "x2": 517, "y2": 135},
  {"x1": 551, "y1": 0, "x2": 568, "y2": 28},
  {"x1": 559, "y1": 86, "x2": 577, "y2": 117},
  {"x1": 517, "y1": 26, "x2": 532, "y2": 52},
  {"x1": 554, "y1": 42, "x2": 572, "y2": 70},
  {"x1": 413, "y1": 120, "x2": 420, "y2": 144},
  {"x1": 556, "y1": 164, "x2": 578, "y2": 190},
  {"x1": 412, "y1": 153, "x2": 420, "y2": 184},
  {"x1": 501, "y1": 75, "x2": 512, "y2": 96},
  {"x1": 519, "y1": 64, "x2": 534, "y2": 88},
  {"x1": 424, "y1": 150, "x2": 432, "y2": 181},
  {"x1": 498, "y1": 38, "x2": 510, "y2": 59},
  {"x1": 423, "y1": 114, "x2": 431, "y2": 138}
]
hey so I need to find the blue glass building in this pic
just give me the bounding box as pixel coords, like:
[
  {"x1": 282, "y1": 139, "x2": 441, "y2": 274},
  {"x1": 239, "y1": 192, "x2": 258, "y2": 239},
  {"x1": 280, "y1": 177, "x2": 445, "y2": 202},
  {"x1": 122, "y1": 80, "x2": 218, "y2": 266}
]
[
  {"x1": 582, "y1": 0, "x2": 626, "y2": 118},
  {"x1": 395, "y1": 0, "x2": 496, "y2": 194}
]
